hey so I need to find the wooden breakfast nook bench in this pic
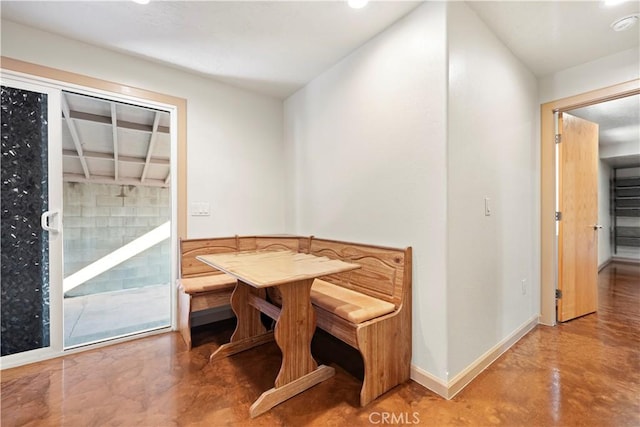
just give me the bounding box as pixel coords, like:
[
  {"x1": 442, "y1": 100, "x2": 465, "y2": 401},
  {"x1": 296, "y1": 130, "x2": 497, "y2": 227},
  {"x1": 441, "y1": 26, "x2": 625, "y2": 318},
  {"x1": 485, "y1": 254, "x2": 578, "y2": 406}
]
[
  {"x1": 177, "y1": 236, "x2": 308, "y2": 349},
  {"x1": 182, "y1": 235, "x2": 412, "y2": 412},
  {"x1": 306, "y1": 237, "x2": 412, "y2": 407},
  {"x1": 177, "y1": 237, "x2": 239, "y2": 350}
]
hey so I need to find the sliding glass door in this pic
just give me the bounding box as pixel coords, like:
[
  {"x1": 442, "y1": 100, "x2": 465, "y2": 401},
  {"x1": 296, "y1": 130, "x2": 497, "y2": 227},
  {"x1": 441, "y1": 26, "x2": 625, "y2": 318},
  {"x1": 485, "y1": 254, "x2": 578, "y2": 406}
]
[
  {"x1": 1, "y1": 77, "x2": 63, "y2": 366},
  {"x1": 1, "y1": 73, "x2": 175, "y2": 368}
]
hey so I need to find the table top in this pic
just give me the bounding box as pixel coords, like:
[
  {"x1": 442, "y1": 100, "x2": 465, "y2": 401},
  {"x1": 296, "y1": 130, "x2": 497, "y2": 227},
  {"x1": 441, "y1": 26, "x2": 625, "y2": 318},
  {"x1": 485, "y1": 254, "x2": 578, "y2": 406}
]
[{"x1": 197, "y1": 250, "x2": 360, "y2": 288}]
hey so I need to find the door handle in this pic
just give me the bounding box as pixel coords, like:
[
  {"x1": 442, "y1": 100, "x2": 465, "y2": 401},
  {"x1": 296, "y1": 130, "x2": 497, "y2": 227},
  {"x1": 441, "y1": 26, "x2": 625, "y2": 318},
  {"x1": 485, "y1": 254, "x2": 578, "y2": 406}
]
[
  {"x1": 592, "y1": 224, "x2": 603, "y2": 230},
  {"x1": 41, "y1": 210, "x2": 60, "y2": 233}
]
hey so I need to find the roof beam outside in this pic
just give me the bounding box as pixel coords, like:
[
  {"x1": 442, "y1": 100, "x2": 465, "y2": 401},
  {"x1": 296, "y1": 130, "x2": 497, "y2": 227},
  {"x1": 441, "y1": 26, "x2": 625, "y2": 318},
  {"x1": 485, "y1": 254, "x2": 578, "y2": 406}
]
[
  {"x1": 141, "y1": 112, "x2": 161, "y2": 183},
  {"x1": 62, "y1": 149, "x2": 169, "y2": 166},
  {"x1": 110, "y1": 102, "x2": 119, "y2": 181},
  {"x1": 61, "y1": 95, "x2": 91, "y2": 179},
  {"x1": 63, "y1": 173, "x2": 169, "y2": 188},
  {"x1": 67, "y1": 110, "x2": 170, "y2": 134}
]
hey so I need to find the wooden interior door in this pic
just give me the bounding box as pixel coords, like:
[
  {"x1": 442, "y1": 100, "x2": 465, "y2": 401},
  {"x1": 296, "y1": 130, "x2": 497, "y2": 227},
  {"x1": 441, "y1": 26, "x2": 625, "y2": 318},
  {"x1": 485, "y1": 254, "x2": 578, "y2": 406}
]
[{"x1": 557, "y1": 113, "x2": 599, "y2": 322}]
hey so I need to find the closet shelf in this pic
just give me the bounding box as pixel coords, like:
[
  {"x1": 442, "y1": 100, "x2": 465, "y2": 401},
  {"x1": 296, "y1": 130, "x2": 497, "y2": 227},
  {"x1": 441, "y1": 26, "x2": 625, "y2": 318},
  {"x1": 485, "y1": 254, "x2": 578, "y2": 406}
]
[{"x1": 612, "y1": 167, "x2": 640, "y2": 252}]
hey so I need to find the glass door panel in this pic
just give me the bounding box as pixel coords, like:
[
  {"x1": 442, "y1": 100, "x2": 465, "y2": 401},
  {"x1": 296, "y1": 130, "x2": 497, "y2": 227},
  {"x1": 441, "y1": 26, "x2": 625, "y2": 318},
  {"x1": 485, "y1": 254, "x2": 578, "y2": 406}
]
[
  {"x1": 60, "y1": 91, "x2": 171, "y2": 348},
  {"x1": 1, "y1": 78, "x2": 63, "y2": 364}
]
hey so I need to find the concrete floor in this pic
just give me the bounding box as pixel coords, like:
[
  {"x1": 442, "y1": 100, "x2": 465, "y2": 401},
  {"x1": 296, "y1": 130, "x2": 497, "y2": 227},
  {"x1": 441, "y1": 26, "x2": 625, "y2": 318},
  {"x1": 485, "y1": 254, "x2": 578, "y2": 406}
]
[
  {"x1": 64, "y1": 284, "x2": 171, "y2": 348},
  {"x1": 3, "y1": 263, "x2": 639, "y2": 426}
]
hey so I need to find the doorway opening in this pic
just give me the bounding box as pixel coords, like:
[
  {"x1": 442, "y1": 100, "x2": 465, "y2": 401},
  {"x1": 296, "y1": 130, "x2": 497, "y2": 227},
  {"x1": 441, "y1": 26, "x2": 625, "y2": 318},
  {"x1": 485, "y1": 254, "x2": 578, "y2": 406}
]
[
  {"x1": 567, "y1": 95, "x2": 640, "y2": 267},
  {"x1": 540, "y1": 80, "x2": 640, "y2": 326}
]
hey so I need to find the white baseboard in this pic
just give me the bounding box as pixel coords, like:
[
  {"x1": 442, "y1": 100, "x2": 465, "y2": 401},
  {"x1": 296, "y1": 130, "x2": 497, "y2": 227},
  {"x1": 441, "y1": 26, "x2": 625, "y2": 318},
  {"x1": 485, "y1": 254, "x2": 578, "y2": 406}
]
[
  {"x1": 410, "y1": 315, "x2": 539, "y2": 400},
  {"x1": 410, "y1": 365, "x2": 449, "y2": 398},
  {"x1": 598, "y1": 258, "x2": 613, "y2": 272},
  {"x1": 611, "y1": 256, "x2": 640, "y2": 265}
]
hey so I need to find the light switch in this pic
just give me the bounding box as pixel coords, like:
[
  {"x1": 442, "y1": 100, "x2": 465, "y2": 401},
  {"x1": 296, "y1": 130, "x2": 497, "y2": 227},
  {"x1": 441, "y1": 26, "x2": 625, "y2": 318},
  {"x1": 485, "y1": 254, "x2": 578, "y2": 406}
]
[{"x1": 484, "y1": 197, "x2": 491, "y2": 216}]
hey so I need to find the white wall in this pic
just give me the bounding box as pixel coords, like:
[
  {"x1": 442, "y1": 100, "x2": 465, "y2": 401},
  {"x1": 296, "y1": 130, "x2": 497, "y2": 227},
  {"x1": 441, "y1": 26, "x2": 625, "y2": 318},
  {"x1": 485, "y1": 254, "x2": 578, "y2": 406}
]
[
  {"x1": 600, "y1": 141, "x2": 640, "y2": 160},
  {"x1": 539, "y1": 48, "x2": 640, "y2": 103},
  {"x1": 284, "y1": 0, "x2": 542, "y2": 385},
  {"x1": 539, "y1": 41, "x2": 639, "y2": 276},
  {"x1": 1, "y1": 20, "x2": 286, "y2": 238},
  {"x1": 598, "y1": 160, "x2": 612, "y2": 267},
  {"x1": 284, "y1": 2, "x2": 449, "y2": 380},
  {"x1": 446, "y1": 2, "x2": 539, "y2": 378}
]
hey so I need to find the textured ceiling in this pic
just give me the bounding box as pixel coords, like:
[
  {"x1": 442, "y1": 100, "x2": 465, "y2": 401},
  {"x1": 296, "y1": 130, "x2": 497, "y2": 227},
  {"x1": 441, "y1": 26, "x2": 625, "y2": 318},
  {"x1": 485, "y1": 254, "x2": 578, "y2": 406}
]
[
  {"x1": 1, "y1": 1, "x2": 637, "y2": 99},
  {"x1": 468, "y1": 1, "x2": 640, "y2": 77},
  {"x1": 570, "y1": 95, "x2": 640, "y2": 146},
  {"x1": 0, "y1": 1, "x2": 421, "y2": 99},
  {"x1": 468, "y1": 0, "x2": 639, "y2": 168},
  {"x1": 2, "y1": 0, "x2": 638, "y2": 169},
  {"x1": 569, "y1": 94, "x2": 640, "y2": 168}
]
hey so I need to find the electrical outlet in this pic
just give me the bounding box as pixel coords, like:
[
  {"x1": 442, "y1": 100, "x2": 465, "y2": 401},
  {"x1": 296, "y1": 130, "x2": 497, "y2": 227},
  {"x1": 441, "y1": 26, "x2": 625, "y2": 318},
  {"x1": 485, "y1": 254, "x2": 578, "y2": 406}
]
[
  {"x1": 190, "y1": 202, "x2": 210, "y2": 216},
  {"x1": 521, "y1": 278, "x2": 527, "y2": 295}
]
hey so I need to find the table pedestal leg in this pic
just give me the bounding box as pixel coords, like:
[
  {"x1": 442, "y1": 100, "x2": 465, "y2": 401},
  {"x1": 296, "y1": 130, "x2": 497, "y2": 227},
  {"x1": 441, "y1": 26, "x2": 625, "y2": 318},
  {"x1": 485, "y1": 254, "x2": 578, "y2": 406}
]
[
  {"x1": 249, "y1": 279, "x2": 335, "y2": 418},
  {"x1": 274, "y1": 279, "x2": 317, "y2": 385},
  {"x1": 249, "y1": 365, "x2": 335, "y2": 418},
  {"x1": 210, "y1": 281, "x2": 272, "y2": 363}
]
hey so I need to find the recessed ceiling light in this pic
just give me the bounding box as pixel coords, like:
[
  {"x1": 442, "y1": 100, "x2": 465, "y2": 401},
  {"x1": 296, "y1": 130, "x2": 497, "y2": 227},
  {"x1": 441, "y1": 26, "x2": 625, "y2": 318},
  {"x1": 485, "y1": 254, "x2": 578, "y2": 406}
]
[
  {"x1": 603, "y1": 0, "x2": 628, "y2": 7},
  {"x1": 132, "y1": 0, "x2": 150, "y2": 4},
  {"x1": 610, "y1": 14, "x2": 639, "y2": 31},
  {"x1": 348, "y1": 0, "x2": 369, "y2": 9}
]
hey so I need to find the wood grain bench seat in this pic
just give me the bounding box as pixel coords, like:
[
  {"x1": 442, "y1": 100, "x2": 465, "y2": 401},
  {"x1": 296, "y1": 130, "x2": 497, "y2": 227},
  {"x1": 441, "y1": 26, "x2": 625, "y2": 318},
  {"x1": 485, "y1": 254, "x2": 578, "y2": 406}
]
[
  {"x1": 311, "y1": 279, "x2": 396, "y2": 324},
  {"x1": 178, "y1": 275, "x2": 236, "y2": 294}
]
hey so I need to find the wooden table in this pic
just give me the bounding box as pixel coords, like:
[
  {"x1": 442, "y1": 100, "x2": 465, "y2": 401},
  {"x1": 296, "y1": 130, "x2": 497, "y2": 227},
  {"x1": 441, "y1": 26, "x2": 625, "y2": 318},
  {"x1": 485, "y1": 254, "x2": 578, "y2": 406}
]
[{"x1": 197, "y1": 250, "x2": 360, "y2": 418}]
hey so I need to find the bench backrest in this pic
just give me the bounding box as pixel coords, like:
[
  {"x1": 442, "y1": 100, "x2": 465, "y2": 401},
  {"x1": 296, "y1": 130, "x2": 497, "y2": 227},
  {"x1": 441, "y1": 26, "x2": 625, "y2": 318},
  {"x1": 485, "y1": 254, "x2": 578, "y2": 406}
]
[
  {"x1": 180, "y1": 236, "x2": 305, "y2": 278},
  {"x1": 179, "y1": 237, "x2": 240, "y2": 278},
  {"x1": 180, "y1": 236, "x2": 411, "y2": 308},
  {"x1": 308, "y1": 238, "x2": 411, "y2": 309},
  {"x1": 247, "y1": 236, "x2": 303, "y2": 252}
]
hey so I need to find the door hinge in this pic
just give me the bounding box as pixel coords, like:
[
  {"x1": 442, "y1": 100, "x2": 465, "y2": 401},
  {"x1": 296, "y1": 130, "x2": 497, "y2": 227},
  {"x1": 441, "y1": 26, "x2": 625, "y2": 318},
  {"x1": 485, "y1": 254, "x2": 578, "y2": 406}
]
[
  {"x1": 556, "y1": 289, "x2": 562, "y2": 299},
  {"x1": 555, "y1": 211, "x2": 562, "y2": 221},
  {"x1": 555, "y1": 134, "x2": 561, "y2": 144}
]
